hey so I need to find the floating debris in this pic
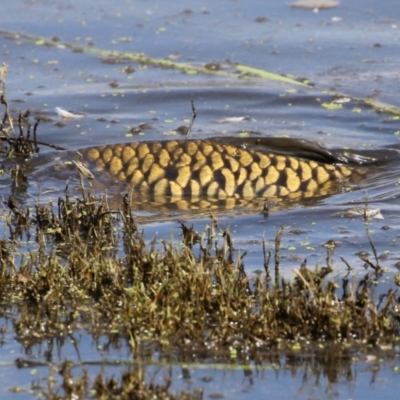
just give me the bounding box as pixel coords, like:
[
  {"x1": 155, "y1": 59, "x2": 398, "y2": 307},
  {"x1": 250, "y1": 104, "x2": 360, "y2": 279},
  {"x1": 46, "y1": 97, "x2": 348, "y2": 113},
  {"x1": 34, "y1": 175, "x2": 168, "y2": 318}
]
[
  {"x1": 290, "y1": 0, "x2": 340, "y2": 10},
  {"x1": 55, "y1": 107, "x2": 84, "y2": 119},
  {"x1": 334, "y1": 207, "x2": 384, "y2": 220},
  {"x1": 333, "y1": 97, "x2": 351, "y2": 104},
  {"x1": 214, "y1": 116, "x2": 250, "y2": 123}
]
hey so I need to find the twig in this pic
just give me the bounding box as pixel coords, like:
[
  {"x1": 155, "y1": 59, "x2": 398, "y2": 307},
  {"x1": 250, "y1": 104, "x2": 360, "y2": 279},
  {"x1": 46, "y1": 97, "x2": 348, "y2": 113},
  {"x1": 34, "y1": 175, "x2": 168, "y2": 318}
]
[
  {"x1": 186, "y1": 100, "x2": 196, "y2": 138},
  {"x1": 365, "y1": 228, "x2": 380, "y2": 269},
  {"x1": 274, "y1": 226, "x2": 285, "y2": 287},
  {"x1": 33, "y1": 120, "x2": 39, "y2": 153},
  {"x1": 361, "y1": 201, "x2": 382, "y2": 276},
  {"x1": 0, "y1": 65, "x2": 15, "y2": 136},
  {"x1": 340, "y1": 256, "x2": 353, "y2": 271},
  {"x1": 0, "y1": 136, "x2": 66, "y2": 151},
  {"x1": 262, "y1": 235, "x2": 271, "y2": 286}
]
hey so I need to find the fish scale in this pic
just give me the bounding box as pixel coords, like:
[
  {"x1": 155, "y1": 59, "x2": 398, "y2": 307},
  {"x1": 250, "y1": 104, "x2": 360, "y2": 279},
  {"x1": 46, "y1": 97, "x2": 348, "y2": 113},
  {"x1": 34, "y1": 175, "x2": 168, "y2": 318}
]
[{"x1": 80, "y1": 138, "x2": 365, "y2": 205}]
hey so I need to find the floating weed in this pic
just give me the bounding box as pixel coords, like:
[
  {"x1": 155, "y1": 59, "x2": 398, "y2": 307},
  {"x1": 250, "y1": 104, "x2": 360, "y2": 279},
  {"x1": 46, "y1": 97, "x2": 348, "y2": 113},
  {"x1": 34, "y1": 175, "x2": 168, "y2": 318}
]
[
  {"x1": 321, "y1": 102, "x2": 343, "y2": 110},
  {"x1": 0, "y1": 30, "x2": 307, "y2": 86}
]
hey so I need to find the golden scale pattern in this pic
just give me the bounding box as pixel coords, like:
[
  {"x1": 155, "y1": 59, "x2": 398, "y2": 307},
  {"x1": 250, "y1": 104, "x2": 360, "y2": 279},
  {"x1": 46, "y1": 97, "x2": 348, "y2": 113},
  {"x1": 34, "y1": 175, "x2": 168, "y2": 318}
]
[{"x1": 80, "y1": 139, "x2": 366, "y2": 209}]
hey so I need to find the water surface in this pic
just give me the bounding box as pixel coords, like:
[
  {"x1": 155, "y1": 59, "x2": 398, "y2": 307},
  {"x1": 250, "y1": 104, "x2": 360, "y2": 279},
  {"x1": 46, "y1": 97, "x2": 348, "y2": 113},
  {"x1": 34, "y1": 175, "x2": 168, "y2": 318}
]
[{"x1": 1, "y1": 0, "x2": 400, "y2": 398}]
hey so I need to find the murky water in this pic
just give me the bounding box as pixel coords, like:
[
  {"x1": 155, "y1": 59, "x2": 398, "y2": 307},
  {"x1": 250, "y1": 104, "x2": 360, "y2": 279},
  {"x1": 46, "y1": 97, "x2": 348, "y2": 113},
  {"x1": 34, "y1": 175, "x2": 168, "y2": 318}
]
[{"x1": 1, "y1": 0, "x2": 400, "y2": 398}]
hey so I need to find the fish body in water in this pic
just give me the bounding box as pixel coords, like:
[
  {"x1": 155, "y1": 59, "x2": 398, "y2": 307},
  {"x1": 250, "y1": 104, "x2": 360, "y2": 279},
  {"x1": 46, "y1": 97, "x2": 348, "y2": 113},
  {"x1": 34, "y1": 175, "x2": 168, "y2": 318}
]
[
  {"x1": 27, "y1": 136, "x2": 398, "y2": 211},
  {"x1": 71, "y1": 137, "x2": 371, "y2": 208}
]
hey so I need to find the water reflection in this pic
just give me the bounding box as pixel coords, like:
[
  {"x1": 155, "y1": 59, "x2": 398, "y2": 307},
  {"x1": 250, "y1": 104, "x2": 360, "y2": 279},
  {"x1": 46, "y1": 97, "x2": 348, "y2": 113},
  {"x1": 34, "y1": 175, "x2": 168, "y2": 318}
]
[{"x1": 9, "y1": 332, "x2": 399, "y2": 399}]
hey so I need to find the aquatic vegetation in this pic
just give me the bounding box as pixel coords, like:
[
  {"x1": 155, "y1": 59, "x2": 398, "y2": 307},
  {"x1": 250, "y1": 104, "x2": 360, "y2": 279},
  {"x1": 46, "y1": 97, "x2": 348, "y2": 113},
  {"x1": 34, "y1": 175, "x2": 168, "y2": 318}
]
[
  {"x1": 1, "y1": 71, "x2": 400, "y2": 399},
  {"x1": 0, "y1": 30, "x2": 308, "y2": 86},
  {"x1": 1, "y1": 180, "x2": 399, "y2": 397}
]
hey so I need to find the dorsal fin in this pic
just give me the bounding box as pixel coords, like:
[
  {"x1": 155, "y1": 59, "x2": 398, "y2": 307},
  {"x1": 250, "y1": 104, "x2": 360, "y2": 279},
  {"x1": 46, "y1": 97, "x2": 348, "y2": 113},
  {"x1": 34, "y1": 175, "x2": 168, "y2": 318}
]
[
  {"x1": 213, "y1": 137, "x2": 340, "y2": 164},
  {"x1": 213, "y1": 137, "x2": 397, "y2": 165}
]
